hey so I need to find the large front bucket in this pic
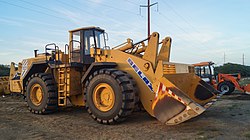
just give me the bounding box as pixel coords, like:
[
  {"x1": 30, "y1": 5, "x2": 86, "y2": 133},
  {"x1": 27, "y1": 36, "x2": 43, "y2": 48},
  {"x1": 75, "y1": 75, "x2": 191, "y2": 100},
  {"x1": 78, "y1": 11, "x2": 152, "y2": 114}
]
[
  {"x1": 152, "y1": 73, "x2": 219, "y2": 125},
  {"x1": 0, "y1": 76, "x2": 10, "y2": 94}
]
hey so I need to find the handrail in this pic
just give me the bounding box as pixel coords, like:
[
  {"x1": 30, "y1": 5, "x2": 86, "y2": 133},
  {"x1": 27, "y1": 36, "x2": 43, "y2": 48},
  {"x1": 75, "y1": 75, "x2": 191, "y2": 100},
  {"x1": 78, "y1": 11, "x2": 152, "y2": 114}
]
[
  {"x1": 64, "y1": 44, "x2": 69, "y2": 55},
  {"x1": 65, "y1": 44, "x2": 69, "y2": 64},
  {"x1": 44, "y1": 43, "x2": 60, "y2": 63}
]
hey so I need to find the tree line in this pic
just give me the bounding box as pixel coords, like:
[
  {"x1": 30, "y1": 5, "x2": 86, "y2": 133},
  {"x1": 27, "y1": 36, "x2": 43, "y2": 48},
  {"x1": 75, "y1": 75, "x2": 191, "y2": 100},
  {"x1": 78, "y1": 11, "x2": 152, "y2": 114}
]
[
  {"x1": 214, "y1": 63, "x2": 250, "y2": 77},
  {"x1": 0, "y1": 65, "x2": 10, "y2": 77}
]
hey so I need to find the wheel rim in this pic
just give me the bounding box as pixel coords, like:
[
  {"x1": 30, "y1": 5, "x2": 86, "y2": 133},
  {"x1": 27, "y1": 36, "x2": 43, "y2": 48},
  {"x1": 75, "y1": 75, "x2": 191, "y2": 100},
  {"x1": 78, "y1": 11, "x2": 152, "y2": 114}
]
[
  {"x1": 30, "y1": 84, "x2": 43, "y2": 106},
  {"x1": 93, "y1": 83, "x2": 115, "y2": 112},
  {"x1": 221, "y1": 84, "x2": 229, "y2": 93}
]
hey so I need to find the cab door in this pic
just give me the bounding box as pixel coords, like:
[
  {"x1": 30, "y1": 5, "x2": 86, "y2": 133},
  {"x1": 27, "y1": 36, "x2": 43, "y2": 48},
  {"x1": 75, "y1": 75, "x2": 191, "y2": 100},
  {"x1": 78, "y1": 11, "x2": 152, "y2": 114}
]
[
  {"x1": 70, "y1": 31, "x2": 82, "y2": 63},
  {"x1": 82, "y1": 30, "x2": 95, "y2": 64}
]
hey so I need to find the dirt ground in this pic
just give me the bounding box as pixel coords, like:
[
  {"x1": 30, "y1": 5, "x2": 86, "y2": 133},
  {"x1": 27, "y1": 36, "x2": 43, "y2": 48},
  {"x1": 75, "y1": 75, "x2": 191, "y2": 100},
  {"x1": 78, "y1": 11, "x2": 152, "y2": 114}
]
[{"x1": 1, "y1": 92, "x2": 250, "y2": 140}]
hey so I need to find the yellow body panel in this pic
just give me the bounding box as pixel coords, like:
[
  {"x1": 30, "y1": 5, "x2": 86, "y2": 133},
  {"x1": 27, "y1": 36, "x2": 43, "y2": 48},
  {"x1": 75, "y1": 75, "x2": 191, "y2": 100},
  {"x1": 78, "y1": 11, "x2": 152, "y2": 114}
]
[
  {"x1": 9, "y1": 80, "x2": 21, "y2": 93},
  {"x1": 56, "y1": 65, "x2": 84, "y2": 106}
]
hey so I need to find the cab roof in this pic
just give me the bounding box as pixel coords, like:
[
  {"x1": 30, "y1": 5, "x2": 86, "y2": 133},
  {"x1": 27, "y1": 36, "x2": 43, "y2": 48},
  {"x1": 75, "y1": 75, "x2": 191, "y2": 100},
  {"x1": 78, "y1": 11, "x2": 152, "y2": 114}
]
[
  {"x1": 69, "y1": 26, "x2": 105, "y2": 33},
  {"x1": 193, "y1": 61, "x2": 214, "y2": 67}
]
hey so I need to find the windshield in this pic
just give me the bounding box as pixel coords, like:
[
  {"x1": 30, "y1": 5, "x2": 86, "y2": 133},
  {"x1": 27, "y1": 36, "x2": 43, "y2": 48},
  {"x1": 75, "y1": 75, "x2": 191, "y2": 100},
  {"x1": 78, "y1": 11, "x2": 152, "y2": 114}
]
[
  {"x1": 94, "y1": 30, "x2": 106, "y2": 48},
  {"x1": 84, "y1": 30, "x2": 106, "y2": 55},
  {"x1": 195, "y1": 65, "x2": 214, "y2": 78}
]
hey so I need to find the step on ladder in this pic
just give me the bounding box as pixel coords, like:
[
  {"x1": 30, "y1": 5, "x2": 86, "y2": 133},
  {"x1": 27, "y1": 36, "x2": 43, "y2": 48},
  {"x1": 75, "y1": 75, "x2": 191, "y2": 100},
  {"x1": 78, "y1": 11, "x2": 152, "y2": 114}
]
[{"x1": 58, "y1": 67, "x2": 70, "y2": 106}]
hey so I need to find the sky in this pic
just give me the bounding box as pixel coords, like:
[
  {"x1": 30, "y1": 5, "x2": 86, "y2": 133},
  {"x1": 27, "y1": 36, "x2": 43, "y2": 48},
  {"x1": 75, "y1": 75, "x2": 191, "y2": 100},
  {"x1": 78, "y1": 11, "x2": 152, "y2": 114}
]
[{"x1": 0, "y1": 0, "x2": 249, "y2": 66}]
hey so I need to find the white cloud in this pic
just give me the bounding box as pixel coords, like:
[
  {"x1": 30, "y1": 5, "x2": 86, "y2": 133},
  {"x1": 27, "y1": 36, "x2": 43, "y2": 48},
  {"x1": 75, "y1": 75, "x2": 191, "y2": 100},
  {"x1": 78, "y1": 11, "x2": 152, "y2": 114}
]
[
  {"x1": 19, "y1": 37, "x2": 67, "y2": 50},
  {"x1": 159, "y1": 25, "x2": 250, "y2": 65},
  {"x1": 178, "y1": 31, "x2": 221, "y2": 44},
  {"x1": 53, "y1": 8, "x2": 85, "y2": 26},
  {"x1": 9, "y1": 17, "x2": 66, "y2": 28},
  {"x1": 0, "y1": 52, "x2": 13, "y2": 56},
  {"x1": 0, "y1": 18, "x2": 22, "y2": 26},
  {"x1": 91, "y1": 0, "x2": 104, "y2": 4}
]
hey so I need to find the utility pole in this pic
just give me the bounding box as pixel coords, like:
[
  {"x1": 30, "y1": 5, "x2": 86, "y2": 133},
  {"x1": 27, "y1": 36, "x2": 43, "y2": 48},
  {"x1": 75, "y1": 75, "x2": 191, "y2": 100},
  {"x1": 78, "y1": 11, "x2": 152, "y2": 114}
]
[
  {"x1": 243, "y1": 53, "x2": 245, "y2": 65},
  {"x1": 140, "y1": 0, "x2": 158, "y2": 36},
  {"x1": 223, "y1": 52, "x2": 225, "y2": 64}
]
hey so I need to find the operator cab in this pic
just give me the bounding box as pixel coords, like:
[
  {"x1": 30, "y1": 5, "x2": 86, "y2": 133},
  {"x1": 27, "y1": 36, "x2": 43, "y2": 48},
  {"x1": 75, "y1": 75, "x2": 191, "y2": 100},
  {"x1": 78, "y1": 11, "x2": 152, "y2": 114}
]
[
  {"x1": 194, "y1": 62, "x2": 215, "y2": 83},
  {"x1": 69, "y1": 26, "x2": 107, "y2": 65}
]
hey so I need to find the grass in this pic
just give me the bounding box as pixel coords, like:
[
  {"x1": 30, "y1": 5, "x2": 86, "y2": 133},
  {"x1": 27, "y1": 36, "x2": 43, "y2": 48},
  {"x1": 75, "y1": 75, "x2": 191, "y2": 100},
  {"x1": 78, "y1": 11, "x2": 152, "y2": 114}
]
[{"x1": 244, "y1": 132, "x2": 250, "y2": 138}]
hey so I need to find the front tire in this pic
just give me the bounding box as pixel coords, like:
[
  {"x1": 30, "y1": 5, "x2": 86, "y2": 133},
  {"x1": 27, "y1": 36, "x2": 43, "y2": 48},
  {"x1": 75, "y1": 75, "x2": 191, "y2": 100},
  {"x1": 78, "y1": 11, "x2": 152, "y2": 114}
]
[
  {"x1": 218, "y1": 81, "x2": 234, "y2": 94},
  {"x1": 84, "y1": 69, "x2": 136, "y2": 124},
  {"x1": 26, "y1": 73, "x2": 58, "y2": 114}
]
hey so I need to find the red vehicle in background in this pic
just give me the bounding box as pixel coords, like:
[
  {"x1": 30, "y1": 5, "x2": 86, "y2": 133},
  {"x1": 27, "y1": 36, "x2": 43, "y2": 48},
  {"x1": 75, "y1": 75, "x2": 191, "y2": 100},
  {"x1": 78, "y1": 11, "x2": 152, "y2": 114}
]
[{"x1": 193, "y1": 62, "x2": 250, "y2": 94}]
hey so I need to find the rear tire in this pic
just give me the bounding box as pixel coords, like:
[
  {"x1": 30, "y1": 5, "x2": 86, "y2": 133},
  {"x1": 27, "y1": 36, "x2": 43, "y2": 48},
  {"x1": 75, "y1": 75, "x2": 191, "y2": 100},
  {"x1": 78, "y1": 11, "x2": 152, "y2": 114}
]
[
  {"x1": 218, "y1": 81, "x2": 234, "y2": 95},
  {"x1": 84, "y1": 69, "x2": 136, "y2": 124},
  {"x1": 26, "y1": 73, "x2": 58, "y2": 114}
]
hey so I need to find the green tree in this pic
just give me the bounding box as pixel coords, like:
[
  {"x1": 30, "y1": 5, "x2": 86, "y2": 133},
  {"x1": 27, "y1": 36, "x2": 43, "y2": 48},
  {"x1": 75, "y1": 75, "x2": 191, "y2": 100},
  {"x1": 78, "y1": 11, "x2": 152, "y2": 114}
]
[
  {"x1": 0, "y1": 65, "x2": 10, "y2": 76},
  {"x1": 214, "y1": 63, "x2": 250, "y2": 77}
]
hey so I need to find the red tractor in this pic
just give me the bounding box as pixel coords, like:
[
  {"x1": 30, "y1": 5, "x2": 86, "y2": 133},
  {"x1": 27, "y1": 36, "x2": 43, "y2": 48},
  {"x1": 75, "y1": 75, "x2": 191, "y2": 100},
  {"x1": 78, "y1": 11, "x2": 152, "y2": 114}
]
[{"x1": 193, "y1": 62, "x2": 250, "y2": 94}]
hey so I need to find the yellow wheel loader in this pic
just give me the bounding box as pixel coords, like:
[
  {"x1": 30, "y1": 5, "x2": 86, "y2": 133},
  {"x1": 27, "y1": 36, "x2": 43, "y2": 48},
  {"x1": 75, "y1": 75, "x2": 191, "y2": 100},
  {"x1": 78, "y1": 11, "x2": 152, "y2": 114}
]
[{"x1": 7, "y1": 26, "x2": 219, "y2": 125}]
